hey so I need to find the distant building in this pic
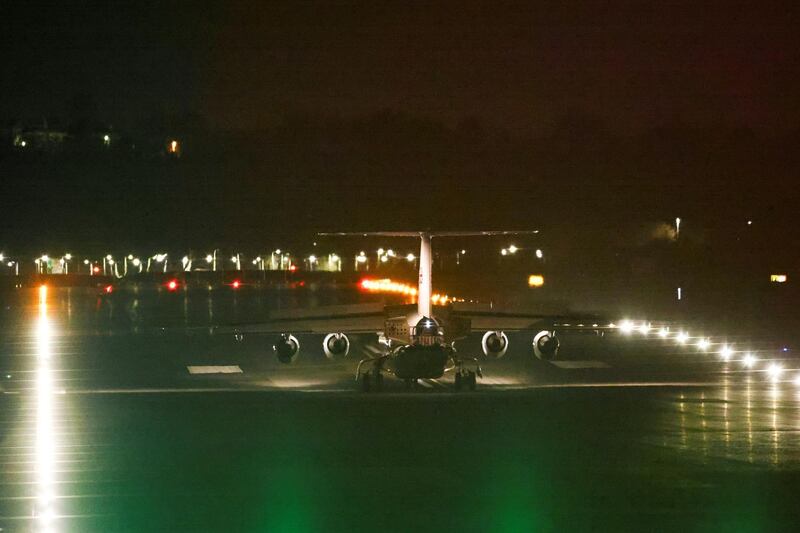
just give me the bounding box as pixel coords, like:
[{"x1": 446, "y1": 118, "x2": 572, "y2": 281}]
[{"x1": 13, "y1": 123, "x2": 69, "y2": 152}]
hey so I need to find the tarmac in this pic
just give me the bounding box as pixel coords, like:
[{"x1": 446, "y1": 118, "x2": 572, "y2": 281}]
[{"x1": 1, "y1": 286, "x2": 800, "y2": 531}]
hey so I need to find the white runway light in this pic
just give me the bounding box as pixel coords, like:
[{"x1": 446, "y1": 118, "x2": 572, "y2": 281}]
[
  {"x1": 619, "y1": 320, "x2": 635, "y2": 334},
  {"x1": 638, "y1": 323, "x2": 651, "y2": 335},
  {"x1": 658, "y1": 327, "x2": 669, "y2": 338},
  {"x1": 742, "y1": 353, "x2": 757, "y2": 368},
  {"x1": 676, "y1": 331, "x2": 689, "y2": 344},
  {"x1": 696, "y1": 338, "x2": 710, "y2": 351},
  {"x1": 719, "y1": 345, "x2": 733, "y2": 361},
  {"x1": 767, "y1": 363, "x2": 784, "y2": 382}
]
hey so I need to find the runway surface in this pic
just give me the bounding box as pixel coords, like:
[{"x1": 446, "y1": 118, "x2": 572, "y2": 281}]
[{"x1": 2, "y1": 286, "x2": 800, "y2": 531}]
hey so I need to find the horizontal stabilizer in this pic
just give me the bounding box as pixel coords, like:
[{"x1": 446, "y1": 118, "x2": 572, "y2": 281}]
[{"x1": 318, "y1": 230, "x2": 539, "y2": 238}]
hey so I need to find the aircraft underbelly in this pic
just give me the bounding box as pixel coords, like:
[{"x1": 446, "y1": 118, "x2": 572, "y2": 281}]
[{"x1": 392, "y1": 346, "x2": 450, "y2": 379}]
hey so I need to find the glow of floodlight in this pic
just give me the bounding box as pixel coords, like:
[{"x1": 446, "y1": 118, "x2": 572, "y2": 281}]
[
  {"x1": 205, "y1": 254, "x2": 213, "y2": 263},
  {"x1": 619, "y1": 320, "x2": 635, "y2": 334},
  {"x1": 767, "y1": 363, "x2": 783, "y2": 382},
  {"x1": 719, "y1": 345, "x2": 733, "y2": 361},
  {"x1": 794, "y1": 374, "x2": 800, "y2": 386}
]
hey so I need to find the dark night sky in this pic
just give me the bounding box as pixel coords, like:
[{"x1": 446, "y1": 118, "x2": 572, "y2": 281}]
[
  {"x1": 1, "y1": 1, "x2": 799, "y2": 253},
  {"x1": 2, "y1": 1, "x2": 799, "y2": 132}
]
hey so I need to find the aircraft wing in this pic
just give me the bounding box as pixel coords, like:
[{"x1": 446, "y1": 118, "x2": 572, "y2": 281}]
[
  {"x1": 318, "y1": 230, "x2": 539, "y2": 238},
  {"x1": 213, "y1": 303, "x2": 386, "y2": 335},
  {"x1": 451, "y1": 303, "x2": 609, "y2": 333}
]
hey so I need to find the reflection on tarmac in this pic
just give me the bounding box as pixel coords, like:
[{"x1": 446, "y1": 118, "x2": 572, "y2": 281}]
[
  {"x1": 652, "y1": 374, "x2": 800, "y2": 468},
  {"x1": 35, "y1": 285, "x2": 57, "y2": 532},
  {"x1": 2, "y1": 287, "x2": 800, "y2": 530}
]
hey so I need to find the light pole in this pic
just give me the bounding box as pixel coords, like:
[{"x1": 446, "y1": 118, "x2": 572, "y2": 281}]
[
  {"x1": 205, "y1": 251, "x2": 217, "y2": 271},
  {"x1": 355, "y1": 251, "x2": 367, "y2": 271},
  {"x1": 328, "y1": 253, "x2": 341, "y2": 271},
  {"x1": 152, "y1": 253, "x2": 168, "y2": 273}
]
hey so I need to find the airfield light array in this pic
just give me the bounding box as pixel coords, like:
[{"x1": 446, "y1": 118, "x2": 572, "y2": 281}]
[
  {"x1": 359, "y1": 278, "x2": 464, "y2": 304},
  {"x1": 611, "y1": 319, "x2": 797, "y2": 385}
]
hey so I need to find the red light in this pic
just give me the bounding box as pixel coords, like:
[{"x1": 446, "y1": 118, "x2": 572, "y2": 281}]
[
  {"x1": 93, "y1": 266, "x2": 100, "y2": 273},
  {"x1": 289, "y1": 265, "x2": 297, "y2": 272},
  {"x1": 232, "y1": 280, "x2": 240, "y2": 289},
  {"x1": 104, "y1": 285, "x2": 113, "y2": 294},
  {"x1": 167, "y1": 280, "x2": 178, "y2": 291}
]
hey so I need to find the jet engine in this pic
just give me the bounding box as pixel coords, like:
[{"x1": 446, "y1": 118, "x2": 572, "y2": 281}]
[
  {"x1": 323, "y1": 332, "x2": 350, "y2": 360},
  {"x1": 532, "y1": 330, "x2": 560, "y2": 360},
  {"x1": 481, "y1": 330, "x2": 509, "y2": 358},
  {"x1": 274, "y1": 334, "x2": 300, "y2": 364}
]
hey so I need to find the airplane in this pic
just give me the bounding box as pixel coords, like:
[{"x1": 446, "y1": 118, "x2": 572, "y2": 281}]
[{"x1": 233, "y1": 231, "x2": 605, "y2": 392}]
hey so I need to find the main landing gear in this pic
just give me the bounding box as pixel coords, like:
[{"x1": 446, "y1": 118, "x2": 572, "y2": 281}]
[
  {"x1": 357, "y1": 355, "x2": 388, "y2": 393},
  {"x1": 453, "y1": 357, "x2": 481, "y2": 392},
  {"x1": 454, "y1": 370, "x2": 477, "y2": 391},
  {"x1": 360, "y1": 370, "x2": 384, "y2": 392}
]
